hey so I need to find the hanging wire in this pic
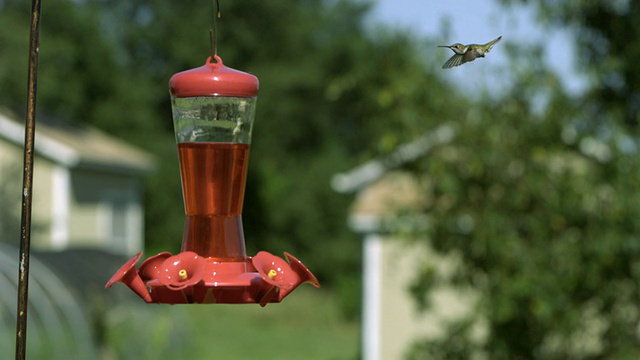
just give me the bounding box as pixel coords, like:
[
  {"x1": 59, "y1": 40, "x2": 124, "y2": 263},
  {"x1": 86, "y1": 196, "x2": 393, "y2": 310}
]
[
  {"x1": 16, "y1": 0, "x2": 43, "y2": 358},
  {"x1": 210, "y1": 0, "x2": 221, "y2": 58}
]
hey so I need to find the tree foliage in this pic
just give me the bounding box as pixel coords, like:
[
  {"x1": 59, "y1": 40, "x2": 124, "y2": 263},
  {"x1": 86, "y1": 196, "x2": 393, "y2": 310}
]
[
  {"x1": 501, "y1": 0, "x2": 640, "y2": 130},
  {"x1": 406, "y1": 1, "x2": 640, "y2": 358}
]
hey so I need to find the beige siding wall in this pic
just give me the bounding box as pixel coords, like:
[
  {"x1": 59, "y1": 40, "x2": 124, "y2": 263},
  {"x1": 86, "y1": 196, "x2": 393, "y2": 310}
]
[
  {"x1": 0, "y1": 140, "x2": 56, "y2": 248},
  {"x1": 0, "y1": 140, "x2": 23, "y2": 244},
  {"x1": 69, "y1": 168, "x2": 143, "y2": 255},
  {"x1": 371, "y1": 238, "x2": 479, "y2": 360},
  {"x1": 0, "y1": 139, "x2": 19, "y2": 165},
  {"x1": 32, "y1": 154, "x2": 56, "y2": 248}
]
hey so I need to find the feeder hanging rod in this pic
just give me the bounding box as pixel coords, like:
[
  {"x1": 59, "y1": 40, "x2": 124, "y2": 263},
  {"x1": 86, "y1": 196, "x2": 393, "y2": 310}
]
[{"x1": 15, "y1": 0, "x2": 43, "y2": 358}]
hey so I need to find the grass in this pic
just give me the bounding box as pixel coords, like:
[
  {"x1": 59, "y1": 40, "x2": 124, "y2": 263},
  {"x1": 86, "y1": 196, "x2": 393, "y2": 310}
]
[{"x1": 105, "y1": 287, "x2": 360, "y2": 360}]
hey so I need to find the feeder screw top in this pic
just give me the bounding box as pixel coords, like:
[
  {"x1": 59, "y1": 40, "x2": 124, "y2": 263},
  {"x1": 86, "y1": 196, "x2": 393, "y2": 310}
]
[{"x1": 169, "y1": 55, "x2": 259, "y2": 98}]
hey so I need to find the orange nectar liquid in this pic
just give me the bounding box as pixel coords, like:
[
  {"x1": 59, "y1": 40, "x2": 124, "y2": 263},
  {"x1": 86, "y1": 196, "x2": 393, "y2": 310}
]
[{"x1": 178, "y1": 142, "x2": 250, "y2": 261}]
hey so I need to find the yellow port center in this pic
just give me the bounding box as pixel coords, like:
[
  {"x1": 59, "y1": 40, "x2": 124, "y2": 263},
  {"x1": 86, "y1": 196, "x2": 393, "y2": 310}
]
[
  {"x1": 268, "y1": 269, "x2": 277, "y2": 279},
  {"x1": 178, "y1": 269, "x2": 188, "y2": 280}
]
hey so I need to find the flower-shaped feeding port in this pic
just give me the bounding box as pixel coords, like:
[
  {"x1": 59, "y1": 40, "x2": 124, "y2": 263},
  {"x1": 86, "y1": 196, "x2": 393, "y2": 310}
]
[
  {"x1": 138, "y1": 251, "x2": 172, "y2": 282},
  {"x1": 158, "y1": 252, "x2": 206, "y2": 291},
  {"x1": 253, "y1": 251, "x2": 320, "y2": 306},
  {"x1": 254, "y1": 251, "x2": 299, "y2": 287},
  {"x1": 104, "y1": 252, "x2": 152, "y2": 303},
  {"x1": 282, "y1": 252, "x2": 321, "y2": 298}
]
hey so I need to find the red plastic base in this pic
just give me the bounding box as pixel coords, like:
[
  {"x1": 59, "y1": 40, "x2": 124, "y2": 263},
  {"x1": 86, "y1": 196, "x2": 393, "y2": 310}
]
[{"x1": 106, "y1": 251, "x2": 319, "y2": 306}]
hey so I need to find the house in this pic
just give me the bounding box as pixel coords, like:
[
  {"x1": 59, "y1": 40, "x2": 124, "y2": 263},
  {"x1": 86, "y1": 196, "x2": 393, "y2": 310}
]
[
  {"x1": 0, "y1": 107, "x2": 155, "y2": 256},
  {"x1": 332, "y1": 124, "x2": 481, "y2": 360}
]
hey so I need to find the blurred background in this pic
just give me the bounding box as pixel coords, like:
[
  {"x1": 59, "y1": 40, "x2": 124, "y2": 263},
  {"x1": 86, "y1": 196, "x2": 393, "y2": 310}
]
[{"x1": 1, "y1": 0, "x2": 640, "y2": 359}]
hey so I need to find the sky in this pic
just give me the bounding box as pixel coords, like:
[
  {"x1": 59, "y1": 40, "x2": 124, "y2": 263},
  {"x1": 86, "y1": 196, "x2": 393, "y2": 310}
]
[{"x1": 369, "y1": 0, "x2": 588, "y2": 95}]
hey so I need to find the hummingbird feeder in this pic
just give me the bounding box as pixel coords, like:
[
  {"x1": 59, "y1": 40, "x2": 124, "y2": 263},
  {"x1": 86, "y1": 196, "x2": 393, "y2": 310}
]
[{"x1": 106, "y1": 53, "x2": 319, "y2": 305}]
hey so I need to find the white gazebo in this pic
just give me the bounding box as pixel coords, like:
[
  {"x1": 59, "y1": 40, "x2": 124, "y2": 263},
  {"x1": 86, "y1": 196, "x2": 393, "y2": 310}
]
[{"x1": 332, "y1": 124, "x2": 481, "y2": 360}]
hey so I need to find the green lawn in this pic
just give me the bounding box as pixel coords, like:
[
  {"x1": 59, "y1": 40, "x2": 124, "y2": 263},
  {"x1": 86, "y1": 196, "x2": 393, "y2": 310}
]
[{"x1": 105, "y1": 287, "x2": 360, "y2": 360}]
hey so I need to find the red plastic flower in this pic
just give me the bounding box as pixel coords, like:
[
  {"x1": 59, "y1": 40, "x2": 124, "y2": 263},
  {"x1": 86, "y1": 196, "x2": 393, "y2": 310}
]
[
  {"x1": 158, "y1": 251, "x2": 206, "y2": 290},
  {"x1": 104, "y1": 252, "x2": 152, "y2": 302},
  {"x1": 284, "y1": 252, "x2": 320, "y2": 288},
  {"x1": 139, "y1": 251, "x2": 172, "y2": 282},
  {"x1": 252, "y1": 251, "x2": 298, "y2": 289},
  {"x1": 105, "y1": 252, "x2": 142, "y2": 289}
]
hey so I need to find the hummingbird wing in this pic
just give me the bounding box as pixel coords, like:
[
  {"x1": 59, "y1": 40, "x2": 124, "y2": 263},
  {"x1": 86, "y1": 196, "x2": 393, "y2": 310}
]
[{"x1": 442, "y1": 53, "x2": 464, "y2": 69}]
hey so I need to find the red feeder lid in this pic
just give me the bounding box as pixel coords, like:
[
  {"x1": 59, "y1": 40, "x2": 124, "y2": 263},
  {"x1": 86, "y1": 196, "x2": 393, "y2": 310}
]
[{"x1": 169, "y1": 55, "x2": 259, "y2": 98}]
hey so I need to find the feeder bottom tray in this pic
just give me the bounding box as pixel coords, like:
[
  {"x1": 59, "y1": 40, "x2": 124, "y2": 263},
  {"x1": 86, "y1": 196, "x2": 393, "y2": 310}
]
[{"x1": 106, "y1": 251, "x2": 320, "y2": 306}]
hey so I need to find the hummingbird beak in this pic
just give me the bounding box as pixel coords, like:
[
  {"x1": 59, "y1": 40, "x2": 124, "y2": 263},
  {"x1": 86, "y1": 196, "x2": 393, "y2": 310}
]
[{"x1": 437, "y1": 45, "x2": 451, "y2": 48}]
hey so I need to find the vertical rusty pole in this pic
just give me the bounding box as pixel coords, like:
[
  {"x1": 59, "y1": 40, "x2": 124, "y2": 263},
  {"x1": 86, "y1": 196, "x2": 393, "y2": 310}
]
[{"x1": 15, "y1": 0, "x2": 43, "y2": 359}]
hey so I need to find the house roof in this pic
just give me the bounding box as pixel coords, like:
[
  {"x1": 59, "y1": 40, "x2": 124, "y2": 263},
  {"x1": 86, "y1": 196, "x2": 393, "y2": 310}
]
[
  {"x1": 0, "y1": 108, "x2": 155, "y2": 174},
  {"x1": 331, "y1": 124, "x2": 455, "y2": 234},
  {"x1": 331, "y1": 123, "x2": 455, "y2": 194},
  {"x1": 350, "y1": 171, "x2": 427, "y2": 216}
]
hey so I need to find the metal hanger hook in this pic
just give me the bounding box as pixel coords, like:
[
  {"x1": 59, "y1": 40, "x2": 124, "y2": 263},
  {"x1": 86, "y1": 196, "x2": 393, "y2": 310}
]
[{"x1": 211, "y1": 0, "x2": 221, "y2": 58}]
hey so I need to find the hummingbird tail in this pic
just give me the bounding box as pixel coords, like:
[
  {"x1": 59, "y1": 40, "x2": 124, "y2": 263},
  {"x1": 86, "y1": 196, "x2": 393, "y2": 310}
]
[{"x1": 483, "y1": 36, "x2": 503, "y2": 52}]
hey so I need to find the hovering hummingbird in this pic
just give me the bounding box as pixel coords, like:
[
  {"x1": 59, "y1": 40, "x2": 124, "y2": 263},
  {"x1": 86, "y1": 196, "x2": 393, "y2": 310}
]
[{"x1": 438, "y1": 36, "x2": 502, "y2": 69}]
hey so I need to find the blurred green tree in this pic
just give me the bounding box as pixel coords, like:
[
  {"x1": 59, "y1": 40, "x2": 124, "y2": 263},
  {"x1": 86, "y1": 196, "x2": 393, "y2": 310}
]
[
  {"x1": 405, "y1": 1, "x2": 640, "y2": 358},
  {"x1": 0, "y1": 0, "x2": 461, "y2": 317}
]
